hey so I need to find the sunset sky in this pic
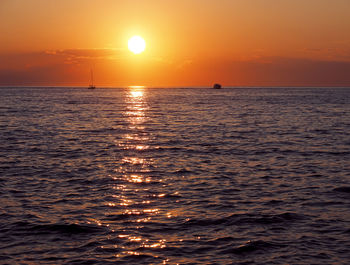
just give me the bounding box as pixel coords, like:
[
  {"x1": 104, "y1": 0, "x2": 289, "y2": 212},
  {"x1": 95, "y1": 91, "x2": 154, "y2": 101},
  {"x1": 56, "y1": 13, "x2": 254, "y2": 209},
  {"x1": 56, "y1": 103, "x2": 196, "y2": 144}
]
[{"x1": 1, "y1": 0, "x2": 349, "y2": 87}]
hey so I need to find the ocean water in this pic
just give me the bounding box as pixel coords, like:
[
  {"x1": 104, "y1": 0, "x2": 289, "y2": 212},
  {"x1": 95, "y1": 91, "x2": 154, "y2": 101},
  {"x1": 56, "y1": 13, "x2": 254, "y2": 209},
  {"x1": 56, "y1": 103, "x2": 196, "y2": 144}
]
[{"x1": 1, "y1": 86, "x2": 350, "y2": 264}]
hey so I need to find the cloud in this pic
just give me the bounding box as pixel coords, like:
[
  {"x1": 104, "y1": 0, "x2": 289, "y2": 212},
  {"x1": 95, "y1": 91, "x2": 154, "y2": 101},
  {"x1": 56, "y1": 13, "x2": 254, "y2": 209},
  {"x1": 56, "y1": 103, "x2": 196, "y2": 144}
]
[
  {"x1": 44, "y1": 48, "x2": 124, "y2": 65},
  {"x1": 0, "y1": 65, "x2": 76, "y2": 86},
  {"x1": 46, "y1": 48, "x2": 122, "y2": 60},
  {"x1": 1, "y1": 51, "x2": 350, "y2": 86},
  {"x1": 176, "y1": 56, "x2": 350, "y2": 87},
  {"x1": 0, "y1": 48, "x2": 124, "y2": 70},
  {"x1": 0, "y1": 48, "x2": 125, "y2": 85},
  {"x1": 302, "y1": 47, "x2": 350, "y2": 61},
  {"x1": 176, "y1": 59, "x2": 193, "y2": 69},
  {"x1": 0, "y1": 49, "x2": 124, "y2": 85}
]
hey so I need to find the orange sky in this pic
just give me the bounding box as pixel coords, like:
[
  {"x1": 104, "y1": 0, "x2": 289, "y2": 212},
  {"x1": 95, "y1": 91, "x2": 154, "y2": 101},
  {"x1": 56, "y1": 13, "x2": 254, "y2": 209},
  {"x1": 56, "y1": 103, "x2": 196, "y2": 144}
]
[{"x1": 1, "y1": 0, "x2": 350, "y2": 86}]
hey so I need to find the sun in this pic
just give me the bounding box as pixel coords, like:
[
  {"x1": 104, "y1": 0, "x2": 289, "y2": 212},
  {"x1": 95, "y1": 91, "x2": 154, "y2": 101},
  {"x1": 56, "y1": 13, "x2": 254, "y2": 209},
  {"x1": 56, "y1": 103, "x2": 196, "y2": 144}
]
[{"x1": 128, "y1": 36, "x2": 146, "y2": 54}]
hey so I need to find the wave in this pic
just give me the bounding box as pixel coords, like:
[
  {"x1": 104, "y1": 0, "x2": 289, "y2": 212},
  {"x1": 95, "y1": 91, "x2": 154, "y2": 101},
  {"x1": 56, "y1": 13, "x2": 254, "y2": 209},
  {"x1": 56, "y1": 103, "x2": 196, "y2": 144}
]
[
  {"x1": 220, "y1": 240, "x2": 286, "y2": 255},
  {"x1": 7, "y1": 221, "x2": 106, "y2": 236},
  {"x1": 183, "y1": 212, "x2": 302, "y2": 228},
  {"x1": 333, "y1": 186, "x2": 350, "y2": 193},
  {"x1": 119, "y1": 253, "x2": 161, "y2": 264}
]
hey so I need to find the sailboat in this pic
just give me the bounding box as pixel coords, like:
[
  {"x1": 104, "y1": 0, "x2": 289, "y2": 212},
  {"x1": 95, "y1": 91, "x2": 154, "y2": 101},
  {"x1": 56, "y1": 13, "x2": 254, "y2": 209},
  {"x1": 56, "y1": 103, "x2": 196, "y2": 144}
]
[{"x1": 88, "y1": 69, "x2": 96, "y2": 89}]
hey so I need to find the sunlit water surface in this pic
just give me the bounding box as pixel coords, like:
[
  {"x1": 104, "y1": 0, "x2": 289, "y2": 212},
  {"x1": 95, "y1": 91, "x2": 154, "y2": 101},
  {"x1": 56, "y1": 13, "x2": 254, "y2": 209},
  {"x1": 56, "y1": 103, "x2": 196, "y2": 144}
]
[{"x1": 1, "y1": 87, "x2": 350, "y2": 264}]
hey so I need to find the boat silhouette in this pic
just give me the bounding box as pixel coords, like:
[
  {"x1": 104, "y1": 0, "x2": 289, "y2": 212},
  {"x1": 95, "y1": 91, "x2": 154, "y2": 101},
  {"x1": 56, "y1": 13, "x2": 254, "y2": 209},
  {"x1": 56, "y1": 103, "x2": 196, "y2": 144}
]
[
  {"x1": 213, "y1": 83, "x2": 222, "y2": 89},
  {"x1": 88, "y1": 69, "x2": 96, "y2": 89}
]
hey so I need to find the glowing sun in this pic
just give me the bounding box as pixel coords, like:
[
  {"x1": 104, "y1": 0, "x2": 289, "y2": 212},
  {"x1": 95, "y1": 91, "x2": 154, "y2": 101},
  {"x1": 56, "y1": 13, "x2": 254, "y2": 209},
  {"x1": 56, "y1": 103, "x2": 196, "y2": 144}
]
[{"x1": 128, "y1": 36, "x2": 146, "y2": 54}]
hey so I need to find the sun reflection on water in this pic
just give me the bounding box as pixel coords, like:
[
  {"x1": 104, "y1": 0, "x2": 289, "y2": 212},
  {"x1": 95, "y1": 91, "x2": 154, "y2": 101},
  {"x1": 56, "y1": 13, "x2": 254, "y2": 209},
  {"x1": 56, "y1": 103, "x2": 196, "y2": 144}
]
[
  {"x1": 126, "y1": 174, "x2": 152, "y2": 183},
  {"x1": 130, "y1": 90, "x2": 144, "y2": 98},
  {"x1": 106, "y1": 86, "x2": 168, "y2": 259}
]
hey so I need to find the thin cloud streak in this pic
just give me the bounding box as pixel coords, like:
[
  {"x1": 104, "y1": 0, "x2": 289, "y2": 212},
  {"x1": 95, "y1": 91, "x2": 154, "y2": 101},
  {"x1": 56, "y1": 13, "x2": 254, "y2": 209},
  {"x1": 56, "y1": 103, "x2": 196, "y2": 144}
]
[{"x1": 1, "y1": 51, "x2": 350, "y2": 86}]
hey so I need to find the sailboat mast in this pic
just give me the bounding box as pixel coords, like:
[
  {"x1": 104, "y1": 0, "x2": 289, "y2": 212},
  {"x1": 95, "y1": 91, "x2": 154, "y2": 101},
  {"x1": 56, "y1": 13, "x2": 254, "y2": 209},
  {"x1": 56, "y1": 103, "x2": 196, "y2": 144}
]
[{"x1": 88, "y1": 68, "x2": 96, "y2": 89}]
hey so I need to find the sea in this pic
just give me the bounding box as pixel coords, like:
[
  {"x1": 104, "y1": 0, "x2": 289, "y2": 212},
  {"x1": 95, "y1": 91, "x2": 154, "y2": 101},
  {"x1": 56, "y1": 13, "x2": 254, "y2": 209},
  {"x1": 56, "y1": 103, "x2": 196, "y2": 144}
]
[{"x1": 1, "y1": 86, "x2": 350, "y2": 264}]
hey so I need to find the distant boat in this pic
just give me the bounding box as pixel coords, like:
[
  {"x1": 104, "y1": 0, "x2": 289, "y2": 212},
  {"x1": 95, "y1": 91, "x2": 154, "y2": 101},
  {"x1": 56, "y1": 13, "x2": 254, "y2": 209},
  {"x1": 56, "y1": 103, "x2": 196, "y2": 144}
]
[
  {"x1": 88, "y1": 69, "x2": 96, "y2": 89},
  {"x1": 213, "y1": 83, "x2": 222, "y2": 89}
]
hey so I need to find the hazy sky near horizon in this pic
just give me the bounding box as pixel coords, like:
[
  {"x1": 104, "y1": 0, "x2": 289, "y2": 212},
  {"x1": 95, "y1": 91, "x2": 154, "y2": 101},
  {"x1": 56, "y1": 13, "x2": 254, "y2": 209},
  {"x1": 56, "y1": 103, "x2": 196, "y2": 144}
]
[{"x1": 1, "y1": 0, "x2": 349, "y2": 86}]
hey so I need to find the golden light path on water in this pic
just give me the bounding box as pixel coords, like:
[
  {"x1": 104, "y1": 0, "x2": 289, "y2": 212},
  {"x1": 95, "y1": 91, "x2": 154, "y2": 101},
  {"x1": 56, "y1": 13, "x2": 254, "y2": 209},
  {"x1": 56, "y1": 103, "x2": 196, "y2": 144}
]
[{"x1": 109, "y1": 86, "x2": 168, "y2": 261}]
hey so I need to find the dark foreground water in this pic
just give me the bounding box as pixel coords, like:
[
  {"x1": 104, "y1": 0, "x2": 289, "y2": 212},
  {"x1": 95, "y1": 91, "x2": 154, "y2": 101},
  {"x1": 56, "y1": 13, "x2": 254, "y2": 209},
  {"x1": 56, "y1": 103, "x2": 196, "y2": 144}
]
[{"x1": 1, "y1": 87, "x2": 350, "y2": 264}]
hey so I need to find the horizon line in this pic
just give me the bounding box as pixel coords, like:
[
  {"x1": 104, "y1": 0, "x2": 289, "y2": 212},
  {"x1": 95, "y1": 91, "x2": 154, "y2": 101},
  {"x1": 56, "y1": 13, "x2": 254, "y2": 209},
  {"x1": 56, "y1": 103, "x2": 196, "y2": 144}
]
[{"x1": 1, "y1": 85, "x2": 350, "y2": 89}]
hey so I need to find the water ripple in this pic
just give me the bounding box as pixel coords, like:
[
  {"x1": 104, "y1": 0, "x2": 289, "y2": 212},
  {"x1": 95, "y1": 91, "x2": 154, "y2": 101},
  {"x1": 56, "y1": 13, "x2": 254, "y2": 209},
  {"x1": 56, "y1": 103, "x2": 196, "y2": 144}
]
[{"x1": 1, "y1": 87, "x2": 350, "y2": 264}]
